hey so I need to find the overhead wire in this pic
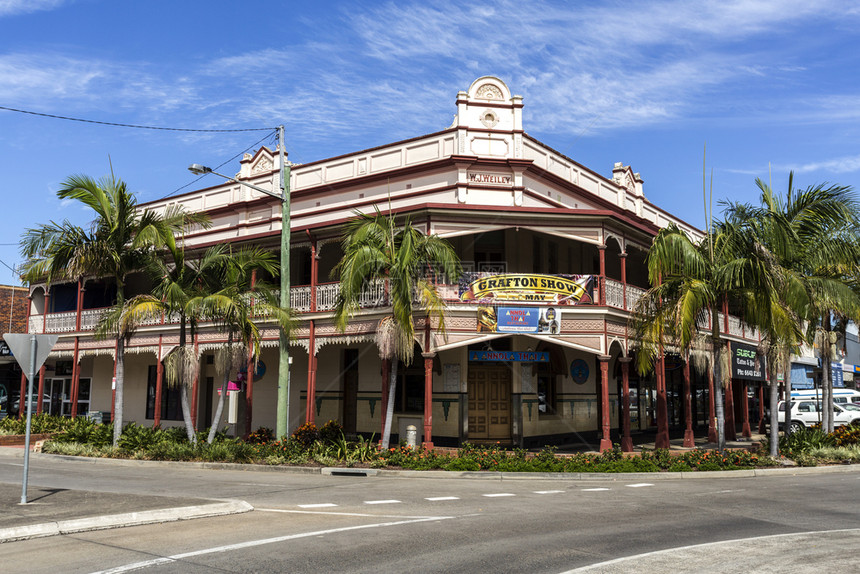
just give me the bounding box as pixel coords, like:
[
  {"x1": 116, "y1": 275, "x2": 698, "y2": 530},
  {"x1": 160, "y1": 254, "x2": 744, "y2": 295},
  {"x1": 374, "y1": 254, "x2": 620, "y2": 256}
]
[{"x1": 0, "y1": 105, "x2": 274, "y2": 132}]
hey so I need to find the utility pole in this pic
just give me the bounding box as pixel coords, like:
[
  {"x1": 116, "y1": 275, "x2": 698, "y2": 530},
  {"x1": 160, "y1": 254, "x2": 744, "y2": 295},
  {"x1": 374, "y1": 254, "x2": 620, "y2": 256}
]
[{"x1": 276, "y1": 125, "x2": 292, "y2": 439}]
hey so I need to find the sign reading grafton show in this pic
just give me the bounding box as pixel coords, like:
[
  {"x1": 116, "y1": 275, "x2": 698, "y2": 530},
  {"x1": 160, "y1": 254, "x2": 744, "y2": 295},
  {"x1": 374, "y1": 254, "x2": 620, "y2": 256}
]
[{"x1": 460, "y1": 273, "x2": 593, "y2": 305}]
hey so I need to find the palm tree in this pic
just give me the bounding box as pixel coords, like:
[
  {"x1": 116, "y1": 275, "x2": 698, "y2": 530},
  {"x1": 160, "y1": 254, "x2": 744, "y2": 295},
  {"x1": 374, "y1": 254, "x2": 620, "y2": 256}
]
[
  {"x1": 123, "y1": 244, "x2": 229, "y2": 443},
  {"x1": 723, "y1": 173, "x2": 860, "y2": 443},
  {"x1": 192, "y1": 247, "x2": 293, "y2": 444},
  {"x1": 20, "y1": 175, "x2": 201, "y2": 446},
  {"x1": 333, "y1": 208, "x2": 460, "y2": 450},
  {"x1": 632, "y1": 222, "x2": 741, "y2": 452}
]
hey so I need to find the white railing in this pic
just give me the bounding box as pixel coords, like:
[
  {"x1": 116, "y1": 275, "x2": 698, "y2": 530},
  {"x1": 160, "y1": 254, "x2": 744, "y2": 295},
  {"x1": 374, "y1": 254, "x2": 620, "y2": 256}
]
[
  {"x1": 45, "y1": 311, "x2": 76, "y2": 333},
  {"x1": 316, "y1": 283, "x2": 339, "y2": 311},
  {"x1": 728, "y1": 315, "x2": 744, "y2": 337},
  {"x1": 291, "y1": 286, "x2": 312, "y2": 312},
  {"x1": 80, "y1": 308, "x2": 108, "y2": 331},
  {"x1": 359, "y1": 279, "x2": 388, "y2": 308},
  {"x1": 625, "y1": 285, "x2": 645, "y2": 311},
  {"x1": 28, "y1": 315, "x2": 44, "y2": 333},
  {"x1": 605, "y1": 278, "x2": 624, "y2": 309}
]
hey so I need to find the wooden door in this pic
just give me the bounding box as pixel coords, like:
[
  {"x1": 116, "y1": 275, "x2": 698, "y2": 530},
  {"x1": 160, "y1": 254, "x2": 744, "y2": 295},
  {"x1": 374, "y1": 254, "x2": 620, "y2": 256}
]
[{"x1": 468, "y1": 366, "x2": 512, "y2": 441}]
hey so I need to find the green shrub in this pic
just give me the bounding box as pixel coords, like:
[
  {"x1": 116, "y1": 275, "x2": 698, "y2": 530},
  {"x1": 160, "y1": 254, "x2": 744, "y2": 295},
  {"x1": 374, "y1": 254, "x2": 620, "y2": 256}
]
[
  {"x1": 318, "y1": 420, "x2": 344, "y2": 444},
  {"x1": 118, "y1": 423, "x2": 161, "y2": 452},
  {"x1": 780, "y1": 426, "x2": 835, "y2": 456},
  {"x1": 444, "y1": 458, "x2": 480, "y2": 471},
  {"x1": 290, "y1": 422, "x2": 319, "y2": 449},
  {"x1": 247, "y1": 427, "x2": 274, "y2": 444}
]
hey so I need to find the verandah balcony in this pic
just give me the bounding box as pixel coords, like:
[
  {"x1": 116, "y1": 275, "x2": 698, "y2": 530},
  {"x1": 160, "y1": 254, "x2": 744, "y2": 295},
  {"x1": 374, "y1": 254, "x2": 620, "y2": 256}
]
[{"x1": 27, "y1": 274, "x2": 758, "y2": 343}]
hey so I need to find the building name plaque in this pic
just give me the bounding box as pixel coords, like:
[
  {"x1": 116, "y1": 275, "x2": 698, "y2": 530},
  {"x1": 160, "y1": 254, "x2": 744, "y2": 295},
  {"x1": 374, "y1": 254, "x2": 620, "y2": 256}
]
[{"x1": 468, "y1": 172, "x2": 512, "y2": 185}]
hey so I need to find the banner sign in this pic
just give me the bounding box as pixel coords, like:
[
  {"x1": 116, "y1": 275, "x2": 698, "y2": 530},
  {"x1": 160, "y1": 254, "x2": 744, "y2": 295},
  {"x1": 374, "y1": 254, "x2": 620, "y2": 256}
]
[
  {"x1": 468, "y1": 350, "x2": 549, "y2": 362},
  {"x1": 478, "y1": 306, "x2": 561, "y2": 334},
  {"x1": 459, "y1": 273, "x2": 593, "y2": 305},
  {"x1": 731, "y1": 342, "x2": 765, "y2": 381}
]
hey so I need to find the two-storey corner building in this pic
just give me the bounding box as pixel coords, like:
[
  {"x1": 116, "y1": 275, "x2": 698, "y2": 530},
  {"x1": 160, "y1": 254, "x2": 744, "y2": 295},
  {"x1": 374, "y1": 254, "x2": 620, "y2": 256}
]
[{"x1": 23, "y1": 77, "x2": 766, "y2": 449}]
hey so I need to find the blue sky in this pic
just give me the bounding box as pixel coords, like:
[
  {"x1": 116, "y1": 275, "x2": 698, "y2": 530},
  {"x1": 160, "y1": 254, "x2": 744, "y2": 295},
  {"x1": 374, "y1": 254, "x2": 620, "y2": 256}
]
[{"x1": 2, "y1": 0, "x2": 860, "y2": 285}]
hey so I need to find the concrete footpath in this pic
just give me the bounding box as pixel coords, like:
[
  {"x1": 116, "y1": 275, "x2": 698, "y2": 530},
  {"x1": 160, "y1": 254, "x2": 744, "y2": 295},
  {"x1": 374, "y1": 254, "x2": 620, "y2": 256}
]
[{"x1": 0, "y1": 448, "x2": 252, "y2": 543}]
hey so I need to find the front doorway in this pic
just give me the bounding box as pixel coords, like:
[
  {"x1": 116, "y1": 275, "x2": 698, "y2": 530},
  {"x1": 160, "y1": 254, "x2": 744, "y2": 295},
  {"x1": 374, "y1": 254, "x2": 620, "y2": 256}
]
[{"x1": 467, "y1": 366, "x2": 512, "y2": 441}]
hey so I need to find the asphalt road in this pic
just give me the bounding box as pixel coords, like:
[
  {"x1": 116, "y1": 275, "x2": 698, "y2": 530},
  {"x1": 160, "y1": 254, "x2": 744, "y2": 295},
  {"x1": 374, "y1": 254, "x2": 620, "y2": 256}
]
[{"x1": 1, "y1": 456, "x2": 859, "y2": 573}]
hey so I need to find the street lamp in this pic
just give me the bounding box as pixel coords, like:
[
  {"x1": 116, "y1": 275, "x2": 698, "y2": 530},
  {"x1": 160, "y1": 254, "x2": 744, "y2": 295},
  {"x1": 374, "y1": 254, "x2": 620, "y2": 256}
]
[{"x1": 188, "y1": 125, "x2": 292, "y2": 439}]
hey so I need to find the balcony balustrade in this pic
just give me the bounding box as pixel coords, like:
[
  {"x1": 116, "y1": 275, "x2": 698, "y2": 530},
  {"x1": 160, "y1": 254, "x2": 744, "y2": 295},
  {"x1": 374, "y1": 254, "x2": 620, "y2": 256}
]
[{"x1": 27, "y1": 275, "x2": 759, "y2": 343}]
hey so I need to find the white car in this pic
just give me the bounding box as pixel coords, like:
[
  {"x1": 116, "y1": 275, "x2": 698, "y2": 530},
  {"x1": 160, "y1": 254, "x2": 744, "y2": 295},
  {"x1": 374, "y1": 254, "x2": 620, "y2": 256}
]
[{"x1": 777, "y1": 400, "x2": 860, "y2": 432}]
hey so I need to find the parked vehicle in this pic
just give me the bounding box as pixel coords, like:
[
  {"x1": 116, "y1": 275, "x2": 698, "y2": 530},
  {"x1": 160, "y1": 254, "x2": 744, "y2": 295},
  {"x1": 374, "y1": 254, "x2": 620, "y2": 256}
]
[
  {"x1": 790, "y1": 389, "x2": 860, "y2": 405},
  {"x1": 778, "y1": 400, "x2": 860, "y2": 432}
]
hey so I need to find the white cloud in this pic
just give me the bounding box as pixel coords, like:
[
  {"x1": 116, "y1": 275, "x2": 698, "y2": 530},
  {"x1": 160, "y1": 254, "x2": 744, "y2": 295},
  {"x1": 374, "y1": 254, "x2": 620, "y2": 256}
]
[
  {"x1": 0, "y1": 0, "x2": 67, "y2": 17},
  {"x1": 787, "y1": 155, "x2": 860, "y2": 175}
]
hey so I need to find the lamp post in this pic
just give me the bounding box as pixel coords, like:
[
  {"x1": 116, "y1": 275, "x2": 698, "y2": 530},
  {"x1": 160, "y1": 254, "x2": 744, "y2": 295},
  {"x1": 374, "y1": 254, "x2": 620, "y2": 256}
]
[{"x1": 189, "y1": 125, "x2": 292, "y2": 439}]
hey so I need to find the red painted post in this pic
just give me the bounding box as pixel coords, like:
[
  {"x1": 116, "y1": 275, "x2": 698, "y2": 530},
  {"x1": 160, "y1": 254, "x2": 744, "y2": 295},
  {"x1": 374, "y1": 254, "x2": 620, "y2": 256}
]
[
  {"x1": 599, "y1": 355, "x2": 612, "y2": 452},
  {"x1": 423, "y1": 353, "x2": 435, "y2": 447},
  {"x1": 683, "y1": 354, "x2": 694, "y2": 447},
  {"x1": 70, "y1": 338, "x2": 80, "y2": 418},
  {"x1": 741, "y1": 380, "x2": 751, "y2": 438},
  {"x1": 620, "y1": 358, "x2": 633, "y2": 452},
  {"x1": 758, "y1": 384, "x2": 767, "y2": 434},
  {"x1": 306, "y1": 320, "x2": 316, "y2": 425},
  {"x1": 619, "y1": 252, "x2": 627, "y2": 310},
  {"x1": 36, "y1": 366, "x2": 45, "y2": 415},
  {"x1": 724, "y1": 342, "x2": 737, "y2": 441},
  {"x1": 598, "y1": 244, "x2": 606, "y2": 305}
]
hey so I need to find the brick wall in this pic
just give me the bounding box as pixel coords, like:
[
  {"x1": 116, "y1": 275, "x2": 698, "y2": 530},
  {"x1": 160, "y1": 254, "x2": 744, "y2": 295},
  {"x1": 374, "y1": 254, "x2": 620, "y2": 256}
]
[{"x1": 0, "y1": 285, "x2": 29, "y2": 333}]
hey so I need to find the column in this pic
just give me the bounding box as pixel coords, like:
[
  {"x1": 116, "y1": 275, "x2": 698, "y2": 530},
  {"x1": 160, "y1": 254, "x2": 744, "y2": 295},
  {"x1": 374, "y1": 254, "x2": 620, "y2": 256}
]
[
  {"x1": 36, "y1": 366, "x2": 45, "y2": 415},
  {"x1": 598, "y1": 244, "x2": 606, "y2": 305},
  {"x1": 619, "y1": 252, "x2": 628, "y2": 309},
  {"x1": 620, "y1": 357, "x2": 633, "y2": 452},
  {"x1": 306, "y1": 320, "x2": 317, "y2": 425},
  {"x1": 71, "y1": 339, "x2": 81, "y2": 418},
  {"x1": 758, "y1": 384, "x2": 767, "y2": 434},
  {"x1": 111, "y1": 340, "x2": 118, "y2": 422},
  {"x1": 423, "y1": 352, "x2": 435, "y2": 448},
  {"x1": 598, "y1": 355, "x2": 612, "y2": 452},
  {"x1": 310, "y1": 240, "x2": 318, "y2": 312},
  {"x1": 683, "y1": 354, "x2": 694, "y2": 447},
  {"x1": 741, "y1": 380, "x2": 751, "y2": 438}
]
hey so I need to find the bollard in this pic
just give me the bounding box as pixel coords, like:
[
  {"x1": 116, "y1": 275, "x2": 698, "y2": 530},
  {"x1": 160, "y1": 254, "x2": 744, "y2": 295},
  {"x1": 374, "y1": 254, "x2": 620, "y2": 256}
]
[{"x1": 406, "y1": 425, "x2": 417, "y2": 448}]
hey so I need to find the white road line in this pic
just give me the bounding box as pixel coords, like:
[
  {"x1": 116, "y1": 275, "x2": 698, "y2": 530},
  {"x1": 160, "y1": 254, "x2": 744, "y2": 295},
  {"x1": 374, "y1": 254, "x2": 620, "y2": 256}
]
[
  {"x1": 483, "y1": 493, "x2": 515, "y2": 497},
  {"x1": 581, "y1": 488, "x2": 610, "y2": 492},
  {"x1": 556, "y1": 528, "x2": 860, "y2": 573},
  {"x1": 89, "y1": 515, "x2": 455, "y2": 574},
  {"x1": 425, "y1": 496, "x2": 460, "y2": 501},
  {"x1": 297, "y1": 503, "x2": 337, "y2": 508},
  {"x1": 255, "y1": 509, "x2": 436, "y2": 519},
  {"x1": 364, "y1": 499, "x2": 401, "y2": 505},
  {"x1": 626, "y1": 483, "x2": 654, "y2": 488},
  {"x1": 534, "y1": 490, "x2": 565, "y2": 494}
]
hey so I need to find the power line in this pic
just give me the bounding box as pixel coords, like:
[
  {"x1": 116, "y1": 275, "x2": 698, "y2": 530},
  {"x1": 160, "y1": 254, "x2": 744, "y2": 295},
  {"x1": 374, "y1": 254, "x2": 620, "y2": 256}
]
[
  {"x1": 0, "y1": 105, "x2": 274, "y2": 133},
  {"x1": 160, "y1": 129, "x2": 280, "y2": 200}
]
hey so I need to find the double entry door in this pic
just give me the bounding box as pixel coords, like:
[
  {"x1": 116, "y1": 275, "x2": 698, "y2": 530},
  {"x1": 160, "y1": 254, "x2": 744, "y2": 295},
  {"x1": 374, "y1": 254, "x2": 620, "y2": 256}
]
[
  {"x1": 467, "y1": 366, "x2": 512, "y2": 441},
  {"x1": 45, "y1": 378, "x2": 90, "y2": 416}
]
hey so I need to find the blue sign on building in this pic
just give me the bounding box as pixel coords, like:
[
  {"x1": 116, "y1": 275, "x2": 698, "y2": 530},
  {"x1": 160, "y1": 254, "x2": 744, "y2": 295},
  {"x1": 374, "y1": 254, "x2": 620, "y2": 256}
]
[{"x1": 468, "y1": 350, "x2": 549, "y2": 362}]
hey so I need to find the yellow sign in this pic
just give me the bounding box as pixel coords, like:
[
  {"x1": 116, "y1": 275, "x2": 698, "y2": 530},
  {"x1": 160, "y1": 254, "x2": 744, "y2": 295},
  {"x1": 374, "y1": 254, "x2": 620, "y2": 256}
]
[{"x1": 460, "y1": 273, "x2": 593, "y2": 304}]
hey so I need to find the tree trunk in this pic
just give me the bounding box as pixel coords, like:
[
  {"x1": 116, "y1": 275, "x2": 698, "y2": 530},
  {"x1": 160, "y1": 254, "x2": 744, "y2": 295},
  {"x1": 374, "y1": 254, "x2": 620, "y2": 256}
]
[
  {"x1": 769, "y1": 358, "x2": 779, "y2": 458},
  {"x1": 178, "y1": 315, "x2": 196, "y2": 444},
  {"x1": 380, "y1": 359, "x2": 398, "y2": 450},
  {"x1": 112, "y1": 336, "x2": 125, "y2": 447},
  {"x1": 783, "y1": 356, "x2": 792, "y2": 438},
  {"x1": 711, "y1": 310, "x2": 726, "y2": 452},
  {"x1": 208, "y1": 332, "x2": 233, "y2": 444}
]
